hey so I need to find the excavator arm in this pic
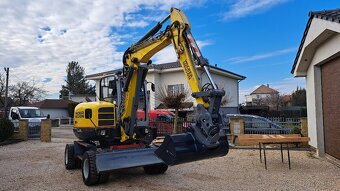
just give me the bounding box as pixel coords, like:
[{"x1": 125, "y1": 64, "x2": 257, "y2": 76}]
[{"x1": 120, "y1": 8, "x2": 228, "y2": 165}]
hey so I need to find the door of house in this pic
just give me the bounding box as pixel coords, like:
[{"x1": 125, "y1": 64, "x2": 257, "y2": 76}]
[{"x1": 321, "y1": 56, "x2": 340, "y2": 160}]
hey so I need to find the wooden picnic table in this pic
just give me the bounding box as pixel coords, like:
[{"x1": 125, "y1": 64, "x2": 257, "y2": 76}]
[{"x1": 238, "y1": 134, "x2": 310, "y2": 169}]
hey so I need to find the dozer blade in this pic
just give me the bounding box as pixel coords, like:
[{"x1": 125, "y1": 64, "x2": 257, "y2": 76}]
[
  {"x1": 155, "y1": 132, "x2": 229, "y2": 166},
  {"x1": 96, "y1": 148, "x2": 164, "y2": 173}
]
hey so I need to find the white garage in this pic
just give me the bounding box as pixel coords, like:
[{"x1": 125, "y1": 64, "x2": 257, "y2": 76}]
[{"x1": 291, "y1": 9, "x2": 340, "y2": 160}]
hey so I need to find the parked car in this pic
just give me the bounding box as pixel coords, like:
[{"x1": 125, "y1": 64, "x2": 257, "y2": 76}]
[
  {"x1": 8, "y1": 106, "x2": 46, "y2": 136},
  {"x1": 223, "y1": 114, "x2": 291, "y2": 134}
]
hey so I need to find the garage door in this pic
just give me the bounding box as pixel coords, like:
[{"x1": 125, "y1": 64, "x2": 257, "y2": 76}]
[{"x1": 321, "y1": 56, "x2": 340, "y2": 160}]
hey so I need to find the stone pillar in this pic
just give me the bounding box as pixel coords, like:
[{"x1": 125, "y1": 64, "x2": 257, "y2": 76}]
[
  {"x1": 300, "y1": 117, "x2": 308, "y2": 137},
  {"x1": 40, "y1": 119, "x2": 51, "y2": 142},
  {"x1": 229, "y1": 118, "x2": 244, "y2": 144},
  {"x1": 18, "y1": 120, "x2": 28, "y2": 141}
]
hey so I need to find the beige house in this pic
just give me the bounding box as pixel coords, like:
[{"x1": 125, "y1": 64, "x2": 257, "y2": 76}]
[
  {"x1": 86, "y1": 62, "x2": 245, "y2": 113},
  {"x1": 291, "y1": 9, "x2": 340, "y2": 160},
  {"x1": 245, "y1": 84, "x2": 279, "y2": 108}
]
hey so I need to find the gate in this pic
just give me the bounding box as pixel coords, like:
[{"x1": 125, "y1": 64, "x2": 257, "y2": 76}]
[{"x1": 28, "y1": 122, "x2": 41, "y2": 138}]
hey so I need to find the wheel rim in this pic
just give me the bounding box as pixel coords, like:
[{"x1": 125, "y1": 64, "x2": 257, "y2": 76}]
[
  {"x1": 65, "y1": 147, "x2": 68, "y2": 165},
  {"x1": 83, "y1": 158, "x2": 89, "y2": 179}
]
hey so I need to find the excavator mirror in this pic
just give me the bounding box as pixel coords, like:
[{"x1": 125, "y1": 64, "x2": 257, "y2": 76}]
[
  {"x1": 85, "y1": 109, "x2": 92, "y2": 119},
  {"x1": 151, "y1": 83, "x2": 155, "y2": 92}
]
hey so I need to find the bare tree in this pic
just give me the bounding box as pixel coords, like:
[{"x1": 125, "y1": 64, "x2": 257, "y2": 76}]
[
  {"x1": 156, "y1": 85, "x2": 191, "y2": 134},
  {"x1": 220, "y1": 92, "x2": 233, "y2": 107},
  {"x1": 262, "y1": 94, "x2": 286, "y2": 111},
  {"x1": 10, "y1": 80, "x2": 46, "y2": 106}
]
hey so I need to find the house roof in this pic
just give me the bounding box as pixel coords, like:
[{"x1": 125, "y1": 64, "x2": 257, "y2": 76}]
[
  {"x1": 27, "y1": 99, "x2": 72, "y2": 109},
  {"x1": 291, "y1": 8, "x2": 340, "y2": 74},
  {"x1": 86, "y1": 62, "x2": 246, "y2": 80},
  {"x1": 250, "y1": 85, "x2": 279, "y2": 95}
]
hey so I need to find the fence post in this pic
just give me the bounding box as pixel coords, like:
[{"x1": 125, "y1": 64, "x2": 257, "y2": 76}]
[
  {"x1": 18, "y1": 120, "x2": 28, "y2": 141},
  {"x1": 40, "y1": 119, "x2": 51, "y2": 142},
  {"x1": 300, "y1": 117, "x2": 308, "y2": 137}
]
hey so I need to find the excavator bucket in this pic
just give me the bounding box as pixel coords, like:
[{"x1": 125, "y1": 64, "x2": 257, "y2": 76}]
[
  {"x1": 155, "y1": 132, "x2": 229, "y2": 166},
  {"x1": 96, "y1": 147, "x2": 164, "y2": 172}
]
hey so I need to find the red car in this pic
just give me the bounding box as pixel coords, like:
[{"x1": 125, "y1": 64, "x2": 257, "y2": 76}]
[{"x1": 137, "y1": 109, "x2": 175, "y2": 135}]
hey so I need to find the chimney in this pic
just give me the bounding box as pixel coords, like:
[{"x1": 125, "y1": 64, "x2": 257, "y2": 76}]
[{"x1": 267, "y1": 84, "x2": 269, "y2": 87}]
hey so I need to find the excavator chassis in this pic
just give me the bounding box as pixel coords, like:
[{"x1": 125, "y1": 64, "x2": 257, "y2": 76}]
[{"x1": 65, "y1": 128, "x2": 229, "y2": 186}]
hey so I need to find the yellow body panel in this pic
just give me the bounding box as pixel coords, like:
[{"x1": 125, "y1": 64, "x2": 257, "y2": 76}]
[{"x1": 74, "y1": 101, "x2": 115, "y2": 129}]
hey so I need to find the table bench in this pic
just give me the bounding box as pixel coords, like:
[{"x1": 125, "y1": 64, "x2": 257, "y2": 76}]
[{"x1": 238, "y1": 134, "x2": 310, "y2": 169}]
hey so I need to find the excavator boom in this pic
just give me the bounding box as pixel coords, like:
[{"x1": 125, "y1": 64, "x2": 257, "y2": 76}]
[{"x1": 120, "y1": 8, "x2": 229, "y2": 165}]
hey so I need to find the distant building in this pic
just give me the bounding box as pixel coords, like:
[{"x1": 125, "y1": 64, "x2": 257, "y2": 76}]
[
  {"x1": 245, "y1": 84, "x2": 279, "y2": 109},
  {"x1": 27, "y1": 99, "x2": 72, "y2": 118},
  {"x1": 291, "y1": 9, "x2": 340, "y2": 159},
  {"x1": 86, "y1": 62, "x2": 246, "y2": 114},
  {"x1": 68, "y1": 94, "x2": 96, "y2": 103}
]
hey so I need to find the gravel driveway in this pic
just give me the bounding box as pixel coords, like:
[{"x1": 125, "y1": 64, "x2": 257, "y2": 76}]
[{"x1": 0, "y1": 128, "x2": 339, "y2": 191}]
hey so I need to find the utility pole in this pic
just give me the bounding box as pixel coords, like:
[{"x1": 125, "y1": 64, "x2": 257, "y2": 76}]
[{"x1": 4, "y1": 67, "x2": 9, "y2": 118}]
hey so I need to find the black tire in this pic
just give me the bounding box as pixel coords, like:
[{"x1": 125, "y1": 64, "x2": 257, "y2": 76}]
[
  {"x1": 82, "y1": 151, "x2": 99, "y2": 186},
  {"x1": 65, "y1": 144, "x2": 76, "y2": 169},
  {"x1": 98, "y1": 172, "x2": 110, "y2": 184},
  {"x1": 144, "y1": 163, "x2": 168, "y2": 175}
]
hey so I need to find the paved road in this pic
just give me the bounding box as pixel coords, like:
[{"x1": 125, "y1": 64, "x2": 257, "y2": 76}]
[{"x1": 52, "y1": 127, "x2": 77, "y2": 139}]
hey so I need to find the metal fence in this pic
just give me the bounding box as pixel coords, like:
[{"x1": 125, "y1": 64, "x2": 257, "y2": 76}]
[
  {"x1": 150, "y1": 117, "x2": 295, "y2": 136},
  {"x1": 244, "y1": 128, "x2": 291, "y2": 134},
  {"x1": 266, "y1": 117, "x2": 300, "y2": 128},
  {"x1": 12, "y1": 121, "x2": 41, "y2": 138},
  {"x1": 28, "y1": 122, "x2": 41, "y2": 138},
  {"x1": 149, "y1": 118, "x2": 192, "y2": 136},
  {"x1": 51, "y1": 118, "x2": 74, "y2": 127}
]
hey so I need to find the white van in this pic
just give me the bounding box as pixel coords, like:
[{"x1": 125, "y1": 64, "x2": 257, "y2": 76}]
[{"x1": 9, "y1": 106, "x2": 46, "y2": 122}]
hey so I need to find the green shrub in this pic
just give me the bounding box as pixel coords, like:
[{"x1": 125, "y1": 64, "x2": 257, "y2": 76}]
[
  {"x1": 290, "y1": 125, "x2": 301, "y2": 135},
  {"x1": 0, "y1": 118, "x2": 15, "y2": 142}
]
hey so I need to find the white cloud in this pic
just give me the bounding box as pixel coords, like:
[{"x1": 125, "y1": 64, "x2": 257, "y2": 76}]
[
  {"x1": 152, "y1": 40, "x2": 213, "y2": 64},
  {"x1": 226, "y1": 47, "x2": 296, "y2": 64},
  {"x1": 223, "y1": 0, "x2": 289, "y2": 20},
  {"x1": 0, "y1": 0, "x2": 205, "y2": 97}
]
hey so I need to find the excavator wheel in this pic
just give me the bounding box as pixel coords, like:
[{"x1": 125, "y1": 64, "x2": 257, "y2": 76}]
[
  {"x1": 98, "y1": 172, "x2": 110, "y2": 184},
  {"x1": 82, "y1": 151, "x2": 109, "y2": 186},
  {"x1": 143, "y1": 163, "x2": 168, "y2": 175},
  {"x1": 82, "y1": 151, "x2": 99, "y2": 186},
  {"x1": 65, "y1": 144, "x2": 76, "y2": 169}
]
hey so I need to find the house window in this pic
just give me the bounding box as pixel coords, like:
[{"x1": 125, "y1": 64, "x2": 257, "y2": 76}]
[
  {"x1": 167, "y1": 84, "x2": 184, "y2": 95},
  {"x1": 256, "y1": 95, "x2": 260, "y2": 99}
]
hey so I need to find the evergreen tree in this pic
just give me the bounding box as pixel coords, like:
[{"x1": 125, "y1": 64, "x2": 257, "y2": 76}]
[
  {"x1": 60, "y1": 61, "x2": 95, "y2": 97},
  {"x1": 290, "y1": 87, "x2": 306, "y2": 106}
]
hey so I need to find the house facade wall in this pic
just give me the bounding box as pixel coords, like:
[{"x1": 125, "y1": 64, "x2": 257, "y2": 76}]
[
  {"x1": 146, "y1": 69, "x2": 240, "y2": 111},
  {"x1": 41, "y1": 108, "x2": 69, "y2": 119}
]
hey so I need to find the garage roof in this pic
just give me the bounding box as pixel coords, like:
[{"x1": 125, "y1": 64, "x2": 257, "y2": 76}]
[{"x1": 291, "y1": 9, "x2": 340, "y2": 74}]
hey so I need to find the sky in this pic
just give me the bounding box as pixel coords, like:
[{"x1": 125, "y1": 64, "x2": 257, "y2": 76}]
[{"x1": 0, "y1": 0, "x2": 338, "y2": 103}]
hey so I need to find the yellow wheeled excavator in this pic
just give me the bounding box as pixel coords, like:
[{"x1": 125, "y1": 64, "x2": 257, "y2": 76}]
[{"x1": 64, "y1": 8, "x2": 229, "y2": 186}]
